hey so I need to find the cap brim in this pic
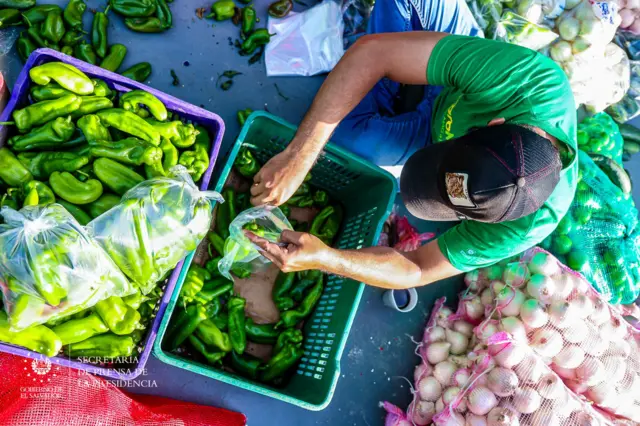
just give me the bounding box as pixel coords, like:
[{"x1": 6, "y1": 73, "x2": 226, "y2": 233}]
[{"x1": 400, "y1": 143, "x2": 460, "y2": 222}]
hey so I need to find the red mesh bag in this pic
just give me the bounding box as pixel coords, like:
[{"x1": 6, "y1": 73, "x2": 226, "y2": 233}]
[{"x1": 0, "y1": 352, "x2": 246, "y2": 426}]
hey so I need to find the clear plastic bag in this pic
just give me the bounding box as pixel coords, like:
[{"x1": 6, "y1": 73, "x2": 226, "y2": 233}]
[
  {"x1": 466, "y1": 0, "x2": 503, "y2": 30},
  {"x1": 487, "y1": 10, "x2": 559, "y2": 50},
  {"x1": 218, "y1": 206, "x2": 292, "y2": 280},
  {"x1": 0, "y1": 204, "x2": 134, "y2": 330},
  {"x1": 606, "y1": 60, "x2": 640, "y2": 122},
  {"x1": 87, "y1": 166, "x2": 222, "y2": 294},
  {"x1": 554, "y1": 0, "x2": 621, "y2": 49}
]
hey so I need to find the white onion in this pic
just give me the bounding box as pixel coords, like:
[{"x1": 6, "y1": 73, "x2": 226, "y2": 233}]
[
  {"x1": 489, "y1": 341, "x2": 526, "y2": 368},
  {"x1": 496, "y1": 287, "x2": 525, "y2": 317},
  {"x1": 548, "y1": 300, "x2": 577, "y2": 328},
  {"x1": 435, "y1": 396, "x2": 445, "y2": 413},
  {"x1": 573, "y1": 294, "x2": 593, "y2": 318},
  {"x1": 409, "y1": 400, "x2": 435, "y2": 426},
  {"x1": 575, "y1": 357, "x2": 605, "y2": 386},
  {"x1": 519, "y1": 299, "x2": 548, "y2": 329},
  {"x1": 425, "y1": 326, "x2": 446, "y2": 343},
  {"x1": 531, "y1": 328, "x2": 563, "y2": 358},
  {"x1": 437, "y1": 306, "x2": 454, "y2": 329},
  {"x1": 608, "y1": 339, "x2": 631, "y2": 357},
  {"x1": 503, "y1": 263, "x2": 530, "y2": 288},
  {"x1": 487, "y1": 367, "x2": 519, "y2": 397},
  {"x1": 467, "y1": 387, "x2": 498, "y2": 416},
  {"x1": 588, "y1": 299, "x2": 610, "y2": 325},
  {"x1": 465, "y1": 270, "x2": 484, "y2": 291},
  {"x1": 565, "y1": 378, "x2": 589, "y2": 395},
  {"x1": 462, "y1": 297, "x2": 485, "y2": 321},
  {"x1": 551, "y1": 273, "x2": 575, "y2": 301},
  {"x1": 449, "y1": 355, "x2": 473, "y2": 368},
  {"x1": 570, "y1": 412, "x2": 603, "y2": 426},
  {"x1": 475, "y1": 321, "x2": 499, "y2": 341},
  {"x1": 418, "y1": 376, "x2": 442, "y2": 402},
  {"x1": 453, "y1": 320, "x2": 474, "y2": 337},
  {"x1": 559, "y1": 16, "x2": 580, "y2": 41},
  {"x1": 599, "y1": 317, "x2": 627, "y2": 341},
  {"x1": 499, "y1": 317, "x2": 527, "y2": 343},
  {"x1": 439, "y1": 411, "x2": 465, "y2": 426},
  {"x1": 528, "y1": 252, "x2": 559, "y2": 275},
  {"x1": 465, "y1": 413, "x2": 488, "y2": 426},
  {"x1": 602, "y1": 355, "x2": 626, "y2": 383},
  {"x1": 427, "y1": 342, "x2": 451, "y2": 364},
  {"x1": 526, "y1": 274, "x2": 556, "y2": 303},
  {"x1": 434, "y1": 361, "x2": 457, "y2": 386},
  {"x1": 512, "y1": 387, "x2": 541, "y2": 414},
  {"x1": 565, "y1": 0, "x2": 581, "y2": 8},
  {"x1": 446, "y1": 329, "x2": 470, "y2": 355},
  {"x1": 443, "y1": 386, "x2": 461, "y2": 405},
  {"x1": 552, "y1": 364, "x2": 576, "y2": 380},
  {"x1": 580, "y1": 335, "x2": 607, "y2": 357},
  {"x1": 585, "y1": 382, "x2": 616, "y2": 405},
  {"x1": 480, "y1": 288, "x2": 494, "y2": 307},
  {"x1": 490, "y1": 281, "x2": 505, "y2": 296},
  {"x1": 562, "y1": 320, "x2": 589, "y2": 344},
  {"x1": 514, "y1": 355, "x2": 545, "y2": 384},
  {"x1": 528, "y1": 410, "x2": 560, "y2": 426},
  {"x1": 452, "y1": 368, "x2": 471, "y2": 388},
  {"x1": 486, "y1": 407, "x2": 519, "y2": 426},
  {"x1": 414, "y1": 362, "x2": 433, "y2": 383},
  {"x1": 550, "y1": 40, "x2": 573, "y2": 62},
  {"x1": 537, "y1": 373, "x2": 564, "y2": 399},
  {"x1": 486, "y1": 265, "x2": 504, "y2": 281},
  {"x1": 553, "y1": 345, "x2": 585, "y2": 369}
]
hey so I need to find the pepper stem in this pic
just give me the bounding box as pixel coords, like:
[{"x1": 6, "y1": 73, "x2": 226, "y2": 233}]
[{"x1": 0, "y1": 121, "x2": 15, "y2": 125}]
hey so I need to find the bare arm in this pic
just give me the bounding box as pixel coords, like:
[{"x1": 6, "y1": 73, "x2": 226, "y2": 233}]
[
  {"x1": 246, "y1": 231, "x2": 461, "y2": 289},
  {"x1": 251, "y1": 31, "x2": 448, "y2": 206}
]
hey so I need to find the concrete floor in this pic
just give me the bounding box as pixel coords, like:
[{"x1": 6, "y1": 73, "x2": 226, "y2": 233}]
[{"x1": 2, "y1": 2, "x2": 640, "y2": 424}]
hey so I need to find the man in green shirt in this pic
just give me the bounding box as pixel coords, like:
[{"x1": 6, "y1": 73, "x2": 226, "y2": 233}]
[{"x1": 246, "y1": 0, "x2": 577, "y2": 289}]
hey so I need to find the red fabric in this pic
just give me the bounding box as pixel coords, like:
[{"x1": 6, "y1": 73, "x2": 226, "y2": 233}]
[{"x1": 0, "y1": 352, "x2": 246, "y2": 426}]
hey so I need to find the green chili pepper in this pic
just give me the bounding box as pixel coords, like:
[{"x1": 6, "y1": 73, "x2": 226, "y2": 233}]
[
  {"x1": 0, "y1": 9, "x2": 22, "y2": 27},
  {"x1": 260, "y1": 343, "x2": 303, "y2": 382},
  {"x1": 122, "y1": 289, "x2": 148, "y2": 309},
  {"x1": 241, "y1": 6, "x2": 255, "y2": 36},
  {"x1": 207, "y1": 231, "x2": 226, "y2": 257},
  {"x1": 144, "y1": 138, "x2": 179, "y2": 178},
  {"x1": 193, "y1": 279, "x2": 233, "y2": 305},
  {"x1": 121, "y1": 90, "x2": 168, "y2": 121},
  {"x1": 120, "y1": 62, "x2": 152, "y2": 82},
  {"x1": 230, "y1": 351, "x2": 262, "y2": 379},
  {"x1": 204, "y1": 298, "x2": 222, "y2": 319},
  {"x1": 236, "y1": 192, "x2": 251, "y2": 212},
  {"x1": 13, "y1": 95, "x2": 81, "y2": 133},
  {"x1": 236, "y1": 108, "x2": 253, "y2": 126},
  {"x1": 208, "y1": 0, "x2": 235, "y2": 20},
  {"x1": 227, "y1": 296, "x2": 247, "y2": 354},
  {"x1": 92, "y1": 7, "x2": 110, "y2": 58},
  {"x1": 24, "y1": 180, "x2": 55, "y2": 205},
  {"x1": 92, "y1": 157, "x2": 145, "y2": 195},
  {"x1": 241, "y1": 28, "x2": 274, "y2": 54},
  {"x1": 188, "y1": 334, "x2": 225, "y2": 364},
  {"x1": 110, "y1": 0, "x2": 156, "y2": 17},
  {"x1": 313, "y1": 190, "x2": 329, "y2": 207},
  {"x1": 51, "y1": 313, "x2": 108, "y2": 345},
  {"x1": 8, "y1": 116, "x2": 76, "y2": 151},
  {"x1": 22, "y1": 186, "x2": 39, "y2": 206},
  {"x1": 155, "y1": 0, "x2": 171, "y2": 29},
  {"x1": 205, "y1": 256, "x2": 222, "y2": 276},
  {"x1": 77, "y1": 114, "x2": 112, "y2": 141},
  {"x1": 16, "y1": 31, "x2": 37, "y2": 62},
  {"x1": 100, "y1": 44, "x2": 127, "y2": 72},
  {"x1": 215, "y1": 188, "x2": 237, "y2": 239},
  {"x1": 268, "y1": 0, "x2": 292, "y2": 18},
  {"x1": 18, "y1": 152, "x2": 89, "y2": 179},
  {"x1": 244, "y1": 318, "x2": 279, "y2": 344},
  {"x1": 63, "y1": 0, "x2": 86, "y2": 30},
  {"x1": 212, "y1": 311, "x2": 228, "y2": 331},
  {"x1": 180, "y1": 265, "x2": 211, "y2": 304},
  {"x1": 0, "y1": 312, "x2": 61, "y2": 357},
  {"x1": 75, "y1": 42, "x2": 98, "y2": 65},
  {"x1": 72, "y1": 96, "x2": 114, "y2": 119},
  {"x1": 57, "y1": 199, "x2": 92, "y2": 225},
  {"x1": 273, "y1": 328, "x2": 303, "y2": 355},
  {"x1": 64, "y1": 333, "x2": 135, "y2": 358},
  {"x1": 61, "y1": 45, "x2": 73, "y2": 56},
  {"x1": 272, "y1": 271, "x2": 296, "y2": 311},
  {"x1": 1, "y1": 189, "x2": 20, "y2": 210},
  {"x1": 0, "y1": 148, "x2": 33, "y2": 187},
  {"x1": 317, "y1": 204, "x2": 342, "y2": 245},
  {"x1": 61, "y1": 30, "x2": 85, "y2": 46},
  {"x1": 25, "y1": 26, "x2": 55, "y2": 51},
  {"x1": 276, "y1": 274, "x2": 323, "y2": 328},
  {"x1": 28, "y1": 249, "x2": 69, "y2": 306},
  {"x1": 290, "y1": 269, "x2": 323, "y2": 302},
  {"x1": 178, "y1": 144, "x2": 209, "y2": 182},
  {"x1": 95, "y1": 296, "x2": 143, "y2": 335},
  {"x1": 195, "y1": 319, "x2": 232, "y2": 352},
  {"x1": 287, "y1": 194, "x2": 313, "y2": 207},
  {"x1": 89, "y1": 137, "x2": 162, "y2": 166},
  {"x1": 86, "y1": 193, "x2": 120, "y2": 218},
  {"x1": 97, "y1": 108, "x2": 160, "y2": 145},
  {"x1": 124, "y1": 16, "x2": 164, "y2": 32},
  {"x1": 145, "y1": 119, "x2": 197, "y2": 148},
  {"x1": 91, "y1": 79, "x2": 114, "y2": 98},
  {"x1": 0, "y1": 0, "x2": 33, "y2": 8},
  {"x1": 30, "y1": 62, "x2": 94, "y2": 95},
  {"x1": 166, "y1": 304, "x2": 208, "y2": 351},
  {"x1": 310, "y1": 205, "x2": 334, "y2": 240},
  {"x1": 234, "y1": 147, "x2": 260, "y2": 178},
  {"x1": 49, "y1": 171, "x2": 103, "y2": 204},
  {"x1": 22, "y1": 4, "x2": 61, "y2": 25}
]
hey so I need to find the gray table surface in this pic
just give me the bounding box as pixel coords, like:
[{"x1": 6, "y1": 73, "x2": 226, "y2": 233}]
[{"x1": 2, "y1": 2, "x2": 640, "y2": 424}]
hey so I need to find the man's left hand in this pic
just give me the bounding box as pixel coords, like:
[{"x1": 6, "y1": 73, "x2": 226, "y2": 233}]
[{"x1": 244, "y1": 230, "x2": 331, "y2": 273}]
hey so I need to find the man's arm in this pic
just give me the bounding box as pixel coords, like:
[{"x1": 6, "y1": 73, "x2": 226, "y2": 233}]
[
  {"x1": 246, "y1": 230, "x2": 461, "y2": 289},
  {"x1": 250, "y1": 31, "x2": 448, "y2": 206}
]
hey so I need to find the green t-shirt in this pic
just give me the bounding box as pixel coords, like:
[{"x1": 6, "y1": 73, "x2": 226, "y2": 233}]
[{"x1": 427, "y1": 35, "x2": 577, "y2": 272}]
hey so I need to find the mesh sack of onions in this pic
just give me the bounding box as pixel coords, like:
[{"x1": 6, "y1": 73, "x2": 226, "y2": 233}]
[
  {"x1": 464, "y1": 247, "x2": 640, "y2": 422},
  {"x1": 433, "y1": 331, "x2": 620, "y2": 426}
]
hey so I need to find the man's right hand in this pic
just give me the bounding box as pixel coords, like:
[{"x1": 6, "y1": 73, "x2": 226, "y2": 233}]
[{"x1": 250, "y1": 149, "x2": 312, "y2": 206}]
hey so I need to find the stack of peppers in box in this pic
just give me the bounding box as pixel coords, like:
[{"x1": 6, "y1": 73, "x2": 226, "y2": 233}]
[
  {"x1": 0, "y1": 61, "x2": 211, "y2": 360},
  {"x1": 164, "y1": 147, "x2": 344, "y2": 384}
]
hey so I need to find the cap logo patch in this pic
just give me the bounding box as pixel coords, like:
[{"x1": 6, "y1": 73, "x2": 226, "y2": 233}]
[{"x1": 445, "y1": 172, "x2": 475, "y2": 207}]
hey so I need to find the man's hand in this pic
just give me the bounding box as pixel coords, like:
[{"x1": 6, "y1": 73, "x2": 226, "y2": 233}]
[
  {"x1": 245, "y1": 229, "x2": 331, "y2": 272},
  {"x1": 250, "y1": 150, "x2": 312, "y2": 206}
]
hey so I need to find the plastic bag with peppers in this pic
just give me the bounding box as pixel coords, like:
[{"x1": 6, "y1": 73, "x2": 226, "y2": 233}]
[
  {"x1": 217, "y1": 205, "x2": 292, "y2": 280},
  {"x1": 87, "y1": 166, "x2": 222, "y2": 294},
  {"x1": 0, "y1": 204, "x2": 135, "y2": 330},
  {"x1": 576, "y1": 112, "x2": 624, "y2": 164},
  {"x1": 487, "y1": 10, "x2": 559, "y2": 51}
]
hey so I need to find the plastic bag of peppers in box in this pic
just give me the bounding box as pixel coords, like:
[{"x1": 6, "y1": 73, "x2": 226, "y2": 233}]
[
  {"x1": 576, "y1": 112, "x2": 624, "y2": 165},
  {"x1": 541, "y1": 151, "x2": 640, "y2": 304},
  {"x1": 0, "y1": 203, "x2": 135, "y2": 332}
]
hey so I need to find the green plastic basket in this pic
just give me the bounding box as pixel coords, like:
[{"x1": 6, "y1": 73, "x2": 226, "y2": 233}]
[{"x1": 153, "y1": 111, "x2": 397, "y2": 410}]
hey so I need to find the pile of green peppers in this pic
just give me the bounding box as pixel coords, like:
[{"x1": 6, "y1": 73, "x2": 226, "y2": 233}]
[
  {"x1": 12, "y1": 0, "x2": 153, "y2": 81},
  {"x1": 0, "y1": 61, "x2": 213, "y2": 358},
  {"x1": 111, "y1": 0, "x2": 173, "y2": 33}
]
